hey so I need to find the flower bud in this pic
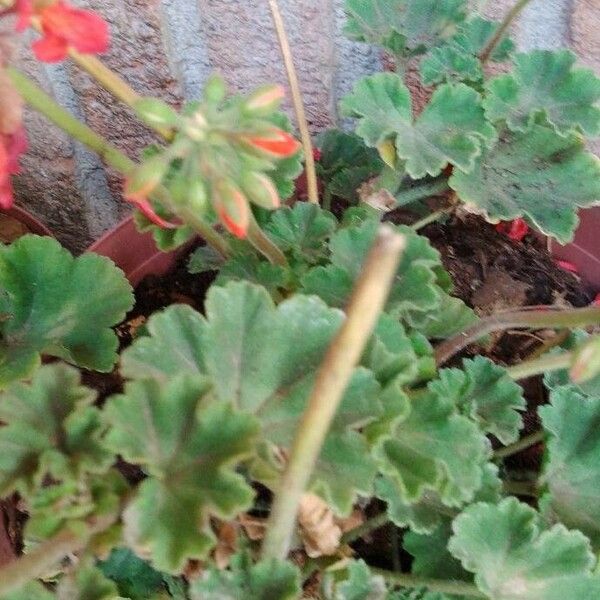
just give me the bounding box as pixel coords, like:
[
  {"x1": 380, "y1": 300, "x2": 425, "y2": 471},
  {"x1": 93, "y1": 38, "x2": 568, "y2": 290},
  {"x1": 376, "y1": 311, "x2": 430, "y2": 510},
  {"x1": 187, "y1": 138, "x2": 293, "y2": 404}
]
[
  {"x1": 203, "y1": 74, "x2": 228, "y2": 104},
  {"x1": 377, "y1": 138, "x2": 397, "y2": 169},
  {"x1": 213, "y1": 179, "x2": 250, "y2": 239},
  {"x1": 240, "y1": 171, "x2": 280, "y2": 210},
  {"x1": 243, "y1": 84, "x2": 285, "y2": 116},
  {"x1": 125, "y1": 156, "x2": 169, "y2": 199},
  {"x1": 570, "y1": 335, "x2": 600, "y2": 384},
  {"x1": 241, "y1": 128, "x2": 301, "y2": 159},
  {"x1": 135, "y1": 98, "x2": 179, "y2": 128}
]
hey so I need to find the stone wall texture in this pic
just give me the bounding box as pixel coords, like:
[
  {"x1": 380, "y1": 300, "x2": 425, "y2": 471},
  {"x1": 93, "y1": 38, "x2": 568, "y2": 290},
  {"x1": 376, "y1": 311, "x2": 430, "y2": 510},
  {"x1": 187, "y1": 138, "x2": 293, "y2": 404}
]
[{"x1": 4, "y1": 0, "x2": 598, "y2": 251}]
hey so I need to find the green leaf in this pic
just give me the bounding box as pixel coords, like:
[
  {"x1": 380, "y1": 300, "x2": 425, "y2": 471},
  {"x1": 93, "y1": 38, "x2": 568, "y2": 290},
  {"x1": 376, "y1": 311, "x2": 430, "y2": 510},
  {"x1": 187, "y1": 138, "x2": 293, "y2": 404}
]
[
  {"x1": 414, "y1": 293, "x2": 477, "y2": 340},
  {"x1": 99, "y1": 548, "x2": 165, "y2": 599},
  {"x1": 449, "y1": 497, "x2": 600, "y2": 600},
  {"x1": 405, "y1": 521, "x2": 471, "y2": 582},
  {"x1": 0, "y1": 364, "x2": 110, "y2": 496},
  {"x1": 104, "y1": 376, "x2": 259, "y2": 573},
  {"x1": 301, "y1": 220, "x2": 450, "y2": 330},
  {"x1": 264, "y1": 202, "x2": 337, "y2": 262},
  {"x1": 133, "y1": 212, "x2": 195, "y2": 253},
  {"x1": 317, "y1": 130, "x2": 384, "y2": 202},
  {"x1": 216, "y1": 253, "x2": 289, "y2": 294},
  {"x1": 539, "y1": 386, "x2": 600, "y2": 548},
  {"x1": 377, "y1": 388, "x2": 490, "y2": 507},
  {"x1": 0, "y1": 236, "x2": 133, "y2": 386},
  {"x1": 56, "y1": 564, "x2": 123, "y2": 600},
  {"x1": 190, "y1": 553, "x2": 300, "y2": 600},
  {"x1": 450, "y1": 124, "x2": 600, "y2": 244},
  {"x1": 187, "y1": 245, "x2": 226, "y2": 274},
  {"x1": 120, "y1": 305, "x2": 206, "y2": 384},
  {"x1": 322, "y1": 560, "x2": 387, "y2": 600},
  {"x1": 344, "y1": 0, "x2": 467, "y2": 56},
  {"x1": 484, "y1": 50, "x2": 600, "y2": 137},
  {"x1": 2, "y1": 582, "x2": 56, "y2": 600},
  {"x1": 420, "y1": 16, "x2": 514, "y2": 86},
  {"x1": 429, "y1": 357, "x2": 525, "y2": 445},
  {"x1": 341, "y1": 74, "x2": 494, "y2": 178}
]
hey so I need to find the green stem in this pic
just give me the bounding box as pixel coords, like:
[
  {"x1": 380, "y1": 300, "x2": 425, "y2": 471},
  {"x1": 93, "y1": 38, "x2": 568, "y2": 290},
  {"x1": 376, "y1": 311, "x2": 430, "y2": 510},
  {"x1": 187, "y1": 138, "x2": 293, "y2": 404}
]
[
  {"x1": 8, "y1": 67, "x2": 232, "y2": 258},
  {"x1": 503, "y1": 479, "x2": 538, "y2": 497},
  {"x1": 494, "y1": 430, "x2": 545, "y2": 461},
  {"x1": 506, "y1": 351, "x2": 572, "y2": 381},
  {"x1": 394, "y1": 179, "x2": 450, "y2": 207},
  {"x1": 322, "y1": 188, "x2": 333, "y2": 212},
  {"x1": 371, "y1": 568, "x2": 486, "y2": 599},
  {"x1": 411, "y1": 207, "x2": 452, "y2": 231},
  {"x1": 247, "y1": 214, "x2": 288, "y2": 266},
  {"x1": 261, "y1": 227, "x2": 406, "y2": 560},
  {"x1": 341, "y1": 513, "x2": 390, "y2": 545},
  {"x1": 0, "y1": 512, "x2": 116, "y2": 597},
  {"x1": 435, "y1": 306, "x2": 600, "y2": 366},
  {"x1": 480, "y1": 0, "x2": 534, "y2": 63}
]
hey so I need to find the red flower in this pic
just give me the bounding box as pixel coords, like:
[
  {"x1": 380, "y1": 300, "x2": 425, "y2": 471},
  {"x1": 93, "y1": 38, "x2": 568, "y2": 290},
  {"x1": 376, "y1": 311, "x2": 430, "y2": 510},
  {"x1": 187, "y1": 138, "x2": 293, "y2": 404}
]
[
  {"x1": 242, "y1": 129, "x2": 301, "y2": 158},
  {"x1": 556, "y1": 259, "x2": 579, "y2": 274},
  {"x1": 213, "y1": 179, "x2": 250, "y2": 239},
  {"x1": 495, "y1": 218, "x2": 529, "y2": 242},
  {"x1": 0, "y1": 127, "x2": 27, "y2": 210},
  {"x1": 13, "y1": 1, "x2": 109, "y2": 62}
]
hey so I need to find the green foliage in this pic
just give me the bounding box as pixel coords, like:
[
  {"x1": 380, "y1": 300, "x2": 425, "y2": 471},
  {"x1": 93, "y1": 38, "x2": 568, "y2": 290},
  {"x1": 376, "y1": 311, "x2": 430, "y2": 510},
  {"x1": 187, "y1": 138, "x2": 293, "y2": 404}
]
[
  {"x1": 344, "y1": 0, "x2": 467, "y2": 57},
  {"x1": 450, "y1": 125, "x2": 600, "y2": 243},
  {"x1": 341, "y1": 74, "x2": 494, "y2": 179},
  {"x1": 484, "y1": 50, "x2": 600, "y2": 136},
  {"x1": 322, "y1": 560, "x2": 387, "y2": 599},
  {"x1": 449, "y1": 497, "x2": 600, "y2": 599},
  {"x1": 187, "y1": 245, "x2": 225, "y2": 274},
  {"x1": 0, "y1": 236, "x2": 133, "y2": 387},
  {"x1": 55, "y1": 564, "x2": 123, "y2": 600},
  {"x1": 190, "y1": 553, "x2": 300, "y2": 600},
  {"x1": 539, "y1": 386, "x2": 600, "y2": 549},
  {"x1": 104, "y1": 376, "x2": 259, "y2": 572}
]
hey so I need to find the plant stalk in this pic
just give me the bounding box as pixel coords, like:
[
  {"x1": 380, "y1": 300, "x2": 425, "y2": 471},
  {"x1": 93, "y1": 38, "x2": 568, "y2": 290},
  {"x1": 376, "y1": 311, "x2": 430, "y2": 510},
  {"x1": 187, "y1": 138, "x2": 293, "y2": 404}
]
[
  {"x1": 506, "y1": 351, "x2": 572, "y2": 381},
  {"x1": 8, "y1": 67, "x2": 232, "y2": 258},
  {"x1": 371, "y1": 568, "x2": 487, "y2": 598},
  {"x1": 247, "y1": 214, "x2": 288, "y2": 266},
  {"x1": 494, "y1": 430, "x2": 545, "y2": 461},
  {"x1": 341, "y1": 512, "x2": 390, "y2": 545},
  {"x1": 261, "y1": 226, "x2": 406, "y2": 560},
  {"x1": 411, "y1": 207, "x2": 452, "y2": 231},
  {"x1": 435, "y1": 306, "x2": 600, "y2": 365},
  {"x1": 267, "y1": 0, "x2": 319, "y2": 205},
  {"x1": 0, "y1": 512, "x2": 116, "y2": 597},
  {"x1": 480, "y1": 0, "x2": 534, "y2": 63},
  {"x1": 394, "y1": 178, "x2": 450, "y2": 207}
]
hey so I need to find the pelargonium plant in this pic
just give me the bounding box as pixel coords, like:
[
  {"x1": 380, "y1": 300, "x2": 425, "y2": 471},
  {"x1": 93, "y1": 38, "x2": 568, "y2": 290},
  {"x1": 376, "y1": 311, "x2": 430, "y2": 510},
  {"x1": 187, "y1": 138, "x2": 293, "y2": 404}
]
[{"x1": 1, "y1": 0, "x2": 600, "y2": 598}]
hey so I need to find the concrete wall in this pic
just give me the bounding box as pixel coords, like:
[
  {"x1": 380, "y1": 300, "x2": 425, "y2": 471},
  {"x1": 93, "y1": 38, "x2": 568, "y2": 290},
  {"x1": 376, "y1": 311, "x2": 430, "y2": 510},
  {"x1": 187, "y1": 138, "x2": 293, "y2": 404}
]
[{"x1": 5, "y1": 0, "x2": 598, "y2": 251}]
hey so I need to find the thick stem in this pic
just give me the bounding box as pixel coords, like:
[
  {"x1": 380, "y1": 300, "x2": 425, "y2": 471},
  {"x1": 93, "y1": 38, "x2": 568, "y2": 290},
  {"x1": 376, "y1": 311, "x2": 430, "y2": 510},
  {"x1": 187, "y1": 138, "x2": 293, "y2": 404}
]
[
  {"x1": 435, "y1": 306, "x2": 600, "y2": 366},
  {"x1": 394, "y1": 179, "x2": 450, "y2": 207},
  {"x1": 371, "y1": 568, "x2": 486, "y2": 599},
  {"x1": 261, "y1": 227, "x2": 406, "y2": 560},
  {"x1": 494, "y1": 430, "x2": 545, "y2": 461},
  {"x1": 267, "y1": 0, "x2": 319, "y2": 205},
  {"x1": 8, "y1": 67, "x2": 232, "y2": 258},
  {"x1": 0, "y1": 512, "x2": 116, "y2": 597},
  {"x1": 480, "y1": 0, "x2": 534, "y2": 63},
  {"x1": 506, "y1": 352, "x2": 572, "y2": 381},
  {"x1": 247, "y1": 214, "x2": 288, "y2": 266}
]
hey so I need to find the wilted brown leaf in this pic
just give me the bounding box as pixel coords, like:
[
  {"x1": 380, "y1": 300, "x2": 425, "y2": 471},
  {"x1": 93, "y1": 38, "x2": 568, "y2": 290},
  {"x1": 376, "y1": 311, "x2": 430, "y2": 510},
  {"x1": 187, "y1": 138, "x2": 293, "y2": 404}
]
[
  {"x1": 213, "y1": 521, "x2": 238, "y2": 569},
  {"x1": 297, "y1": 493, "x2": 342, "y2": 558}
]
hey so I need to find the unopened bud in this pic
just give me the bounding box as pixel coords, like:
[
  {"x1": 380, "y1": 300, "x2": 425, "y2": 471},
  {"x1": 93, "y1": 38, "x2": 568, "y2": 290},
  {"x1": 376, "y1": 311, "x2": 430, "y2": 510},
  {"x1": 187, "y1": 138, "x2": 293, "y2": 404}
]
[
  {"x1": 213, "y1": 179, "x2": 250, "y2": 239},
  {"x1": 240, "y1": 171, "x2": 280, "y2": 210},
  {"x1": 125, "y1": 156, "x2": 169, "y2": 198},
  {"x1": 240, "y1": 128, "x2": 301, "y2": 159},
  {"x1": 135, "y1": 98, "x2": 179, "y2": 128},
  {"x1": 203, "y1": 74, "x2": 228, "y2": 104},
  {"x1": 244, "y1": 84, "x2": 285, "y2": 116},
  {"x1": 570, "y1": 336, "x2": 600, "y2": 384},
  {"x1": 377, "y1": 138, "x2": 397, "y2": 169}
]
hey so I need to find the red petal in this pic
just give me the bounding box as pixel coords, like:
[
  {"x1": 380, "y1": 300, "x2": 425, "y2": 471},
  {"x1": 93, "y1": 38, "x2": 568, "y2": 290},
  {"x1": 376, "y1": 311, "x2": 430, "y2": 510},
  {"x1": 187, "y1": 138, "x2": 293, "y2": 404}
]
[
  {"x1": 495, "y1": 218, "x2": 529, "y2": 242},
  {"x1": 556, "y1": 259, "x2": 579, "y2": 274},
  {"x1": 243, "y1": 129, "x2": 301, "y2": 158},
  {"x1": 0, "y1": 179, "x2": 14, "y2": 210},
  {"x1": 593, "y1": 293, "x2": 600, "y2": 307},
  {"x1": 32, "y1": 33, "x2": 69, "y2": 62},
  {"x1": 5, "y1": 128, "x2": 28, "y2": 174},
  {"x1": 217, "y1": 207, "x2": 248, "y2": 239},
  {"x1": 125, "y1": 193, "x2": 179, "y2": 229},
  {"x1": 14, "y1": 0, "x2": 33, "y2": 31}
]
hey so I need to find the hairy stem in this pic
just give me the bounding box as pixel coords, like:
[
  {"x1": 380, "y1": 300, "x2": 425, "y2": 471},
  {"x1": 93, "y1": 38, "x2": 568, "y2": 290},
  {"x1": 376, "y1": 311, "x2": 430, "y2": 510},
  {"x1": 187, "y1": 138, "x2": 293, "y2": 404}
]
[
  {"x1": 506, "y1": 351, "x2": 572, "y2": 381},
  {"x1": 480, "y1": 0, "x2": 534, "y2": 63},
  {"x1": 247, "y1": 214, "x2": 288, "y2": 266},
  {"x1": 8, "y1": 67, "x2": 232, "y2": 258},
  {"x1": 371, "y1": 568, "x2": 487, "y2": 598},
  {"x1": 435, "y1": 306, "x2": 600, "y2": 365},
  {"x1": 341, "y1": 512, "x2": 390, "y2": 545},
  {"x1": 261, "y1": 226, "x2": 406, "y2": 560},
  {"x1": 267, "y1": 0, "x2": 319, "y2": 205},
  {"x1": 411, "y1": 207, "x2": 453, "y2": 231},
  {"x1": 394, "y1": 178, "x2": 450, "y2": 207},
  {"x1": 0, "y1": 512, "x2": 116, "y2": 597},
  {"x1": 494, "y1": 430, "x2": 545, "y2": 461}
]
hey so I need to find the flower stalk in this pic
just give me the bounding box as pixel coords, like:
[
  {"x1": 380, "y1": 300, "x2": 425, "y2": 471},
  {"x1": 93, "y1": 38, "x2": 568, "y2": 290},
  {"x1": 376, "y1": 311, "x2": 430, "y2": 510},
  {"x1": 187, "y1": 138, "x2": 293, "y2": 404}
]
[{"x1": 261, "y1": 226, "x2": 405, "y2": 561}]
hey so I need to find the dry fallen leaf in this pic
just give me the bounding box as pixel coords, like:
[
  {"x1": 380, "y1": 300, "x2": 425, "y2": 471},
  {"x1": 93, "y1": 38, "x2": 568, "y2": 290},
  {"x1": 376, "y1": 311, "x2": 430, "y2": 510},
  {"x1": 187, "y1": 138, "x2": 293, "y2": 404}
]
[
  {"x1": 297, "y1": 493, "x2": 342, "y2": 558},
  {"x1": 239, "y1": 513, "x2": 267, "y2": 541},
  {"x1": 213, "y1": 520, "x2": 238, "y2": 569}
]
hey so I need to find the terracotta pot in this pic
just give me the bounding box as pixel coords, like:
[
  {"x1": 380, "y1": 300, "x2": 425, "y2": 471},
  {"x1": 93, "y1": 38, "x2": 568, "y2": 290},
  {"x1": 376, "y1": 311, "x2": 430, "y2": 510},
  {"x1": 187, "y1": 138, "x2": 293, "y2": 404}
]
[
  {"x1": 550, "y1": 208, "x2": 600, "y2": 291},
  {"x1": 88, "y1": 216, "x2": 190, "y2": 287},
  {"x1": 1, "y1": 205, "x2": 53, "y2": 240}
]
